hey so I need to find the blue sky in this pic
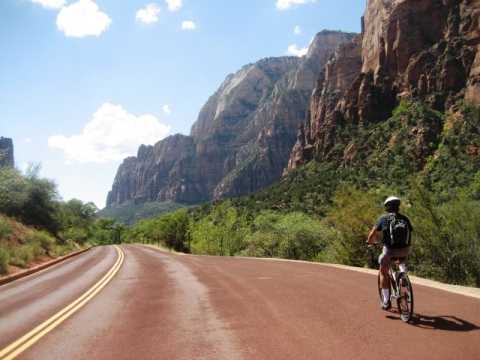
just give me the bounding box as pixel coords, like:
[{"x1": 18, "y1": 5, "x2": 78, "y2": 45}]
[{"x1": 1, "y1": 0, "x2": 366, "y2": 210}]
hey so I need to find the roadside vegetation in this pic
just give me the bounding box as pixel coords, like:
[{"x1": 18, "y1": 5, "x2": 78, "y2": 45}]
[
  {"x1": 125, "y1": 182, "x2": 480, "y2": 287},
  {"x1": 0, "y1": 160, "x2": 121, "y2": 275},
  {"x1": 1, "y1": 101, "x2": 479, "y2": 288}
]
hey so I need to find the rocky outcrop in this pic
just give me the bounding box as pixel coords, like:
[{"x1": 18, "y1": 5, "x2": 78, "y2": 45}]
[
  {"x1": 0, "y1": 137, "x2": 14, "y2": 167},
  {"x1": 464, "y1": 1, "x2": 480, "y2": 103},
  {"x1": 107, "y1": 31, "x2": 355, "y2": 206},
  {"x1": 287, "y1": 0, "x2": 480, "y2": 171},
  {"x1": 106, "y1": 134, "x2": 198, "y2": 205}
]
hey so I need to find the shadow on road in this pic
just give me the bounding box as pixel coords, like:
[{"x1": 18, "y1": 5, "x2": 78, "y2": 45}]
[
  {"x1": 383, "y1": 308, "x2": 479, "y2": 332},
  {"x1": 411, "y1": 315, "x2": 480, "y2": 331}
]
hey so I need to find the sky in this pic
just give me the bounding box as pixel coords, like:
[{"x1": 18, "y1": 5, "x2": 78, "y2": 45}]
[{"x1": 1, "y1": 0, "x2": 366, "y2": 210}]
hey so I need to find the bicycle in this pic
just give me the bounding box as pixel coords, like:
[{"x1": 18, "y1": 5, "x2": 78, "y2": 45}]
[{"x1": 369, "y1": 243, "x2": 414, "y2": 323}]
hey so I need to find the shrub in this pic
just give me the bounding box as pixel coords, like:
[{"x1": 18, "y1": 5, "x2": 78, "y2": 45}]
[
  {"x1": 24, "y1": 231, "x2": 55, "y2": 255},
  {"x1": 64, "y1": 227, "x2": 89, "y2": 245},
  {"x1": 10, "y1": 247, "x2": 33, "y2": 268},
  {"x1": 408, "y1": 186, "x2": 480, "y2": 286},
  {"x1": 392, "y1": 100, "x2": 409, "y2": 117},
  {"x1": 241, "y1": 210, "x2": 326, "y2": 261},
  {"x1": 53, "y1": 245, "x2": 72, "y2": 257},
  {"x1": 0, "y1": 218, "x2": 12, "y2": 239},
  {"x1": 190, "y1": 202, "x2": 248, "y2": 256},
  {"x1": 29, "y1": 241, "x2": 46, "y2": 258},
  {"x1": 0, "y1": 244, "x2": 9, "y2": 274},
  {"x1": 322, "y1": 184, "x2": 382, "y2": 267}
]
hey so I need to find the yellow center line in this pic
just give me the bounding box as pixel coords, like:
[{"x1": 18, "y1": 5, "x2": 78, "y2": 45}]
[{"x1": 0, "y1": 245, "x2": 124, "y2": 360}]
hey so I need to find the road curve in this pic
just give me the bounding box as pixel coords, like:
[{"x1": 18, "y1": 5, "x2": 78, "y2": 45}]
[
  {"x1": 1, "y1": 244, "x2": 479, "y2": 359},
  {"x1": 0, "y1": 245, "x2": 121, "y2": 359}
]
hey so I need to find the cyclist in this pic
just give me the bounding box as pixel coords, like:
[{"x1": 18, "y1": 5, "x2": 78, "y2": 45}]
[{"x1": 366, "y1": 196, "x2": 413, "y2": 310}]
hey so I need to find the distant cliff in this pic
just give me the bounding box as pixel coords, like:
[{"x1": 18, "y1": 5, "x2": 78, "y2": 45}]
[
  {"x1": 106, "y1": 30, "x2": 355, "y2": 206},
  {"x1": 0, "y1": 137, "x2": 14, "y2": 167},
  {"x1": 287, "y1": 0, "x2": 480, "y2": 171}
]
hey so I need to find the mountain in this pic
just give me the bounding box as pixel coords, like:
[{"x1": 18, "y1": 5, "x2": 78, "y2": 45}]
[
  {"x1": 106, "y1": 30, "x2": 355, "y2": 207},
  {"x1": 106, "y1": 0, "x2": 480, "y2": 214},
  {"x1": 287, "y1": 0, "x2": 480, "y2": 175}
]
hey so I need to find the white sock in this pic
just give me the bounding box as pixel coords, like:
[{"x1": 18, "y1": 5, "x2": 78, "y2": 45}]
[
  {"x1": 382, "y1": 288, "x2": 390, "y2": 302},
  {"x1": 399, "y1": 264, "x2": 406, "y2": 273}
]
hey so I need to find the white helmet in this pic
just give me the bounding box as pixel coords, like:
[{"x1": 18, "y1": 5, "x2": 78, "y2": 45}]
[{"x1": 384, "y1": 196, "x2": 400, "y2": 206}]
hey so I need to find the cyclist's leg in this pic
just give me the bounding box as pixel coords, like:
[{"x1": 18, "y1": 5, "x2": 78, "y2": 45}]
[
  {"x1": 378, "y1": 247, "x2": 393, "y2": 304},
  {"x1": 396, "y1": 247, "x2": 410, "y2": 272},
  {"x1": 379, "y1": 266, "x2": 389, "y2": 289}
]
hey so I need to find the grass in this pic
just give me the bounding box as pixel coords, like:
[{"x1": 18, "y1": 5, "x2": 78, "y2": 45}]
[{"x1": 0, "y1": 225, "x2": 82, "y2": 276}]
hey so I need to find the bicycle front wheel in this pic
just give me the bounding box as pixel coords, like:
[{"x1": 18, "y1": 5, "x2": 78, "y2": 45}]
[{"x1": 397, "y1": 273, "x2": 414, "y2": 322}]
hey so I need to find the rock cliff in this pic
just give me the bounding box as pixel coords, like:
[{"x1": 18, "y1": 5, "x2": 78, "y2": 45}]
[
  {"x1": 287, "y1": 0, "x2": 480, "y2": 171},
  {"x1": 107, "y1": 31, "x2": 355, "y2": 206},
  {"x1": 0, "y1": 137, "x2": 14, "y2": 167}
]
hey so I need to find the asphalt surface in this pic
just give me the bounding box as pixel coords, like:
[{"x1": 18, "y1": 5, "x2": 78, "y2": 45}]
[{"x1": 1, "y1": 244, "x2": 479, "y2": 359}]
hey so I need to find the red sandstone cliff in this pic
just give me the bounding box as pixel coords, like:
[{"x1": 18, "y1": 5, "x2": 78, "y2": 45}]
[{"x1": 286, "y1": 0, "x2": 480, "y2": 171}]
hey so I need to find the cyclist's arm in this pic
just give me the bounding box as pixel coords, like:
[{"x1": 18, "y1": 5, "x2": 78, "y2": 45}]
[{"x1": 366, "y1": 227, "x2": 378, "y2": 245}]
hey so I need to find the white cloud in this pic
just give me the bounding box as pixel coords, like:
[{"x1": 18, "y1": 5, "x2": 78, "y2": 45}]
[
  {"x1": 165, "y1": 0, "x2": 182, "y2": 11},
  {"x1": 29, "y1": 0, "x2": 66, "y2": 9},
  {"x1": 294, "y1": 26, "x2": 302, "y2": 35},
  {"x1": 48, "y1": 103, "x2": 171, "y2": 164},
  {"x1": 181, "y1": 21, "x2": 195, "y2": 30},
  {"x1": 286, "y1": 44, "x2": 308, "y2": 56},
  {"x1": 56, "y1": 0, "x2": 112, "y2": 37},
  {"x1": 276, "y1": 0, "x2": 316, "y2": 10},
  {"x1": 136, "y1": 4, "x2": 161, "y2": 24},
  {"x1": 162, "y1": 105, "x2": 171, "y2": 114}
]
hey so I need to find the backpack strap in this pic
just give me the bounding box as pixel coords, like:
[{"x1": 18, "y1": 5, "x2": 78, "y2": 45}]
[{"x1": 387, "y1": 212, "x2": 395, "y2": 246}]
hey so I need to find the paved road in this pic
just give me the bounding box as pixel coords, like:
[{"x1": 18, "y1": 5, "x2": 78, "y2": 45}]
[{"x1": 1, "y1": 244, "x2": 479, "y2": 359}]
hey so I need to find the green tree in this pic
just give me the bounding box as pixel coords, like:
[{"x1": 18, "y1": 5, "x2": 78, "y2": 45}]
[
  {"x1": 61, "y1": 199, "x2": 97, "y2": 228},
  {"x1": 56, "y1": 199, "x2": 97, "y2": 244},
  {"x1": 322, "y1": 183, "x2": 384, "y2": 267},
  {"x1": 129, "y1": 218, "x2": 152, "y2": 244},
  {"x1": 190, "y1": 216, "x2": 217, "y2": 255},
  {"x1": 243, "y1": 210, "x2": 325, "y2": 261},
  {"x1": 408, "y1": 184, "x2": 480, "y2": 286},
  {"x1": 276, "y1": 212, "x2": 325, "y2": 261},
  {"x1": 19, "y1": 164, "x2": 62, "y2": 236},
  {"x1": 0, "y1": 165, "x2": 28, "y2": 216},
  {"x1": 191, "y1": 201, "x2": 248, "y2": 256},
  {"x1": 97, "y1": 218, "x2": 125, "y2": 244},
  {"x1": 244, "y1": 210, "x2": 282, "y2": 257},
  {"x1": 155, "y1": 210, "x2": 190, "y2": 251}
]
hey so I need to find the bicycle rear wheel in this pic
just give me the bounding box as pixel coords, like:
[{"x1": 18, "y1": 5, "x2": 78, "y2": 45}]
[{"x1": 397, "y1": 273, "x2": 414, "y2": 322}]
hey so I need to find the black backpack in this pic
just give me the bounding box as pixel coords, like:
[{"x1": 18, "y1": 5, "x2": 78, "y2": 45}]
[{"x1": 386, "y1": 213, "x2": 410, "y2": 248}]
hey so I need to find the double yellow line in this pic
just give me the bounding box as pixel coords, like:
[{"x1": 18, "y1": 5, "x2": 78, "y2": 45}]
[{"x1": 0, "y1": 245, "x2": 124, "y2": 360}]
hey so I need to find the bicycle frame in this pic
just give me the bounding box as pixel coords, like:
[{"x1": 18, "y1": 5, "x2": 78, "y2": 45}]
[
  {"x1": 384, "y1": 260, "x2": 414, "y2": 323},
  {"x1": 388, "y1": 262, "x2": 401, "y2": 299},
  {"x1": 370, "y1": 243, "x2": 414, "y2": 323}
]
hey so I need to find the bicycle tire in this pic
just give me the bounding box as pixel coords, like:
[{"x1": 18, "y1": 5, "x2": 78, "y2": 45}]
[
  {"x1": 397, "y1": 272, "x2": 414, "y2": 322},
  {"x1": 377, "y1": 273, "x2": 392, "y2": 306}
]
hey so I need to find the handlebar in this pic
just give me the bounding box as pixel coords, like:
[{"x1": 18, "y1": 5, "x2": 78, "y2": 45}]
[{"x1": 367, "y1": 241, "x2": 382, "y2": 248}]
